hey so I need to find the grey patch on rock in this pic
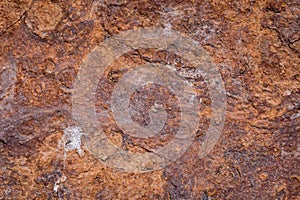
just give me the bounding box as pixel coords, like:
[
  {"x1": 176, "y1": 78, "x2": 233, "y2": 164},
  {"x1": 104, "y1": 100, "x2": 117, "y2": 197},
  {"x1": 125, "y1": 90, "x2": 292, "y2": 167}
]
[
  {"x1": 290, "y1": 112, "x2": 300, "y2": 120},
  {"x1": 0, "y1": 58, "x2": 16, "y2": 100}
]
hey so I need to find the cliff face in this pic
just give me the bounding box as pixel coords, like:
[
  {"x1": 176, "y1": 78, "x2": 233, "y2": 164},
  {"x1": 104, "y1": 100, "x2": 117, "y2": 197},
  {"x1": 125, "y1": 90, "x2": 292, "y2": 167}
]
[{"x1": 0, "y1": 0, "x2": 299, "y2": 199}]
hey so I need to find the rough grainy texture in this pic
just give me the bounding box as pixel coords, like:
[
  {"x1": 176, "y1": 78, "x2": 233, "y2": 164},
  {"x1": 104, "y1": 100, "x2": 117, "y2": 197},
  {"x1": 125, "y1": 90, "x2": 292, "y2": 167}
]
[{"x1": 0, "y1": 0, "x2": 299, "y2": 199}]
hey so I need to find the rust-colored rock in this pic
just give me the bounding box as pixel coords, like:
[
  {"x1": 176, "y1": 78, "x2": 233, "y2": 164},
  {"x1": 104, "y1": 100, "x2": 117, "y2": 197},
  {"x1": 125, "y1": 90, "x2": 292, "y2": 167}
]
[
  {"x1": 0, "y1": 0, "x2": 299, "y2": 199},
  {"x1": 25, "y1": 0, "x2": 63, "y2": 39}
]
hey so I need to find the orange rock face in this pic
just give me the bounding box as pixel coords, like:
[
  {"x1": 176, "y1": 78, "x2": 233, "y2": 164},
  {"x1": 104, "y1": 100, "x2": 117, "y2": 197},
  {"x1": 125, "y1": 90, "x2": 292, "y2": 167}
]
[
  {"x1": 0, "y1": 0, "x2": 299, "y2": 199},
  {"x1": 25, "y1": 0, "x2": 63, "y2": 39}
]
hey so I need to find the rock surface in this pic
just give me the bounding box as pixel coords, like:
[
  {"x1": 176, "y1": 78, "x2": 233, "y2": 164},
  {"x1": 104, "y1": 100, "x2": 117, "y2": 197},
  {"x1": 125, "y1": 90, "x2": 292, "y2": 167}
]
[{"x1": 0, "y1": 0, "x2": 299, "y2": 199}]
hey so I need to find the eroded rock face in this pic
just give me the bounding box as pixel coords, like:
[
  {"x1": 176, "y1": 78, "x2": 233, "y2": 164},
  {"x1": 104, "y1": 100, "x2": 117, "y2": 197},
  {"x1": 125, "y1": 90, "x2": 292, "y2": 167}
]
[
  {"x1": 0, "y1": 0, "x2": 32, "y2": 35},
  {"x1": 0, "y1": 0, "x2": 299, "y2": 199},
  {"x1": 25, "y1": 0, "x2": 63, "y2": 39}
]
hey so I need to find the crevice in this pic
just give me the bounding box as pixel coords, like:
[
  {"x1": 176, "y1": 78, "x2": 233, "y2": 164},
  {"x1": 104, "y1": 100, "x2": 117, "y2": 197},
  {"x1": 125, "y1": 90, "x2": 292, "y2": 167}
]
[{"x1": 0, "y1": 1, "x2": 34, "y2": 39}]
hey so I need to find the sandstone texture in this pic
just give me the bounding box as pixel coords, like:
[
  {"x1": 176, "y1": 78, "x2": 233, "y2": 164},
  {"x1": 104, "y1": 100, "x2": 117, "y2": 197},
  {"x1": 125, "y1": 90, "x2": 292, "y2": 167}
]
[{"x1": 0, "y1": 0, "x2": 299, "y2": 199}]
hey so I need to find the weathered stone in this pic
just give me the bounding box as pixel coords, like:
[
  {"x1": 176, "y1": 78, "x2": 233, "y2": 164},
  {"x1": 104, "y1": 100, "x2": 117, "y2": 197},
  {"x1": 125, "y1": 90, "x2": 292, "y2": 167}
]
[
  {"x1": 0, "y1": 0, "x2": 299, "y2": 199},
  {"x1": 25, "y1": 0, "x2": 63, "y2": 39}
]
